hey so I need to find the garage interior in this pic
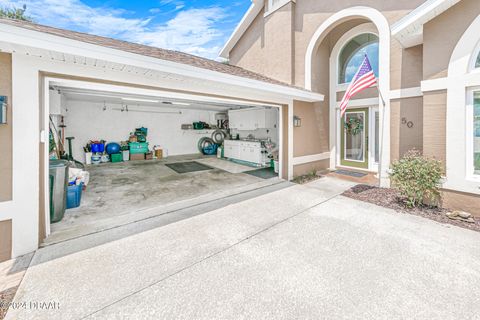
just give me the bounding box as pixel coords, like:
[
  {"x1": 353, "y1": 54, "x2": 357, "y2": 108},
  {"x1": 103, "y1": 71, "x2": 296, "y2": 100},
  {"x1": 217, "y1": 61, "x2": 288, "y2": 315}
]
[{"x1": 47, "y1": 83, "x2": 282, "y2": 244}]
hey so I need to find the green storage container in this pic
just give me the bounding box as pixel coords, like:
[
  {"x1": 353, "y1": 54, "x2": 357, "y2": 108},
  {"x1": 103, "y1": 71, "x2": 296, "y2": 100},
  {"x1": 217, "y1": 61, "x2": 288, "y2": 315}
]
[
  {"x1": 111, "y1": 153, "x2": 123, "y2": 163},
  {"x1": 129, "y1": 142, "x2": 149, "y2": 154}
]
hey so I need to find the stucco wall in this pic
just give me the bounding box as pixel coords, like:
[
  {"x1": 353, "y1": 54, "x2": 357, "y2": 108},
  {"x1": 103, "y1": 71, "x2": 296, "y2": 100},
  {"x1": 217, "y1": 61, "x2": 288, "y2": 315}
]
[
  {"x1": 228, "y1": 1, "x2": 426, "y2": 88},
  {"x1": 390, "y1": 96, "x2": 423, "y2": 161},
  {"x1": 390, "y1": 44, "x2": 423, "y2": 90},
  {"x1": 423, "y1": 0, "x2": 480, "y2": 80},
  {"x1": 441, "y1": 189, "x2": 480, "y2": 217},
  {"x1": 422, "y1": 90, "x2": 446, "y2": 168},
  {"x1": 229, "y1": 3, "x2": 294, "y2": 84},
  {"x1": 293, "y1": 1, "x2": 425, "y2": 88},
  {"x1": 293, "y1": 159, "x2": 329, "y2": 177},
  {"x1": 0, "y1": 53, "x2": 12, "y2": 202},
  {"x1": 0, "y1": 219, "x2": 12, "y2": 262},
  {"x1": 293, "y1": 100, "x2": 329, "y2": 157}
]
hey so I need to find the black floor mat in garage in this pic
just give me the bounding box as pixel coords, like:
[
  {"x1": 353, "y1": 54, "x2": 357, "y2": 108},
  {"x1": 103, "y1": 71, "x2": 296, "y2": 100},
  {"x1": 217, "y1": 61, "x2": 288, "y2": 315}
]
[
  {"x1": 165, "y1": 161, "x2": 213, "y2": 174},
  {"x1": 244, "y1": 168, "x2": 278, "y2": 179}
]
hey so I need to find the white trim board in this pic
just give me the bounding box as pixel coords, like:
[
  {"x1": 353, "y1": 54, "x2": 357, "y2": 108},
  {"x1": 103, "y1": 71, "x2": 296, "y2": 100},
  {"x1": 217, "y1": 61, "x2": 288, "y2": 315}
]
[
  {"x1": 0, "y1": 21, "x2": 323, "y2": 103},
  {"x1": 392, "y1": 0, "x2": 462, "y2": 48},
  {"x1": 390, "y1": 87, "x2": 423, "y2": 99},
  {"x1": 335, "y1": 98, "x2": 379, "y2": 108},
  {"x1": 292, "y1": 152, "x2": 330, "y2": 166}
]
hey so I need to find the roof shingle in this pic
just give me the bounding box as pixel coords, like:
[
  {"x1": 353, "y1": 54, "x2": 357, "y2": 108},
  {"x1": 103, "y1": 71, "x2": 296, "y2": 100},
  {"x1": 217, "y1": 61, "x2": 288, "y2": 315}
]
[{"x1": 0, "y1": 18, "x2": 301, "y2": 89}]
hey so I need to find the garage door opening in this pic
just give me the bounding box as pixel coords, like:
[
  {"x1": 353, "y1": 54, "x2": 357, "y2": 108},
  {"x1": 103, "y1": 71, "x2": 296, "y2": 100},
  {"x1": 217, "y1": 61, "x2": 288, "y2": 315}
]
[{"x1": 44, "y1": 80, "x2": 283, "y2": 245}]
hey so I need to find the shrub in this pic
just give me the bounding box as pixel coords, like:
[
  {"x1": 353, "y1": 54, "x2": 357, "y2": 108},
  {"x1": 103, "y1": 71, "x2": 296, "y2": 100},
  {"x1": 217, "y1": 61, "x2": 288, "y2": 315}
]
[{"x1": 390, "y1": 150, "x2": 443, "y2": 208}]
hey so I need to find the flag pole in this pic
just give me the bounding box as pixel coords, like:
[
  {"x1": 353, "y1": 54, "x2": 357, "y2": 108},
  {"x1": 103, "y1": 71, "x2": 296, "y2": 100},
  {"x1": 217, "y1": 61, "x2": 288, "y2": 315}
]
[{"x1": 376, "y1": 84, "x2": 386, "y2": 187}]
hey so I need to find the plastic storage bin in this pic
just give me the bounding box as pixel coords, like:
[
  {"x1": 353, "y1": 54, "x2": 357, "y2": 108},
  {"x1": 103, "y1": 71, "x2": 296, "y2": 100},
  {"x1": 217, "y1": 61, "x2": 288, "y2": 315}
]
[
  {"x1": 66, "y1": 183, "x2": 83, "y2": 209},
  {"x1": 49, "y1": 160, "x2": 69, "y2": 223},
  {"x1": 129, "y1": 142, "x2": 149, "y2": 154},
  {"x1": 110, "y1": 153, "x2": 123, "y2": 163}
]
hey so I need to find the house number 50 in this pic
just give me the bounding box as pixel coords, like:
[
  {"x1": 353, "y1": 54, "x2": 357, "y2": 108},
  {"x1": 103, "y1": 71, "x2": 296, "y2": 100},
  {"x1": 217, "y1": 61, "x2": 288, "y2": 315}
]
[{"x1": 401, "y1": 117, "x2": 414, "y2": 128}]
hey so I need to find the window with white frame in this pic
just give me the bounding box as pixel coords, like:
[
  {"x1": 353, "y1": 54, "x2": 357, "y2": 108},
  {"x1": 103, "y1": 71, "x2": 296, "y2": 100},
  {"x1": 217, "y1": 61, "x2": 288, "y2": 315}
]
[
  {"x1": 476, "y1": 52, "x2": 480, "y2": 69},
  {"x1": 338, "y1": 33, "x2": 379, "y2": 84},
  {"x1": 474, "y1": 91, "x2": 480, "y2": 175}
]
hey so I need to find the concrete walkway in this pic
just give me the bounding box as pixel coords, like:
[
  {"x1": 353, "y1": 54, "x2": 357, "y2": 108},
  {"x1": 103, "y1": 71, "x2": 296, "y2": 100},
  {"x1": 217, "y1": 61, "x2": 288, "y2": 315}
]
[{"x1": 6, "y1": 177, "x2": 480, "y2": 319}]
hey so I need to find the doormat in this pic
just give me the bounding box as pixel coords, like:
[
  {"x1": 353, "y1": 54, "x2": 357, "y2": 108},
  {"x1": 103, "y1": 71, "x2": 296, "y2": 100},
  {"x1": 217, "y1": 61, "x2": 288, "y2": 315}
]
[
  {"x1": 165, "y1": 161, "x2": 213, "y2": 174},
  {"x1": 244, "y1": 168, "x2": 278, "y2": 179},
  {"x1": 335, "y1": 169, "x2": 367, "y2": 178}
]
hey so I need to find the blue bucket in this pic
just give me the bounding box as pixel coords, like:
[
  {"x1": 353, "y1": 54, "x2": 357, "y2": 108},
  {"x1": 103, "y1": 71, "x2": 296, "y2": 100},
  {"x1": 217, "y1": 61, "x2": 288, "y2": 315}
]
[
  {"x1": 66, "y1": 183, "x2": 83, "y2": 209},
  {"x1": 91, "y1": 143, "x2": 105, "y2": 153}
]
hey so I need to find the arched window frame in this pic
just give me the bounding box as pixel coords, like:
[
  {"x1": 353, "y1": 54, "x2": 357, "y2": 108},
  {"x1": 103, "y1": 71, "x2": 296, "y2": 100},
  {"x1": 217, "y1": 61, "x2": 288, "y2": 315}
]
[
  {"x1": 470, "y1": 39, "x2": 480, "y2": 72},
  {"x1": 337, "y1": 32, "x2": 379, "y2": 85},
  {"x1": 332, "y1": 23, "x2": 379, "y2": 92}
]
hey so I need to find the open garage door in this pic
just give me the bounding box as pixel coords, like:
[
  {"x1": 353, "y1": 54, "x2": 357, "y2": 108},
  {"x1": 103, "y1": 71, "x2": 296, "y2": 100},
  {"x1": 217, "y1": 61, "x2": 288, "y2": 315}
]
[{"x1": 44, "y1": 78, "x2": 284, "y2": 245}]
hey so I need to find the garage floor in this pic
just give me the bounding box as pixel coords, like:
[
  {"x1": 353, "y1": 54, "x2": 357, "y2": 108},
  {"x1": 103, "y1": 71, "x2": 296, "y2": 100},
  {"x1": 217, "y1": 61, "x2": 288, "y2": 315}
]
[{"x1": 49, "y1": 154, "x2": 277, "y2": 244}]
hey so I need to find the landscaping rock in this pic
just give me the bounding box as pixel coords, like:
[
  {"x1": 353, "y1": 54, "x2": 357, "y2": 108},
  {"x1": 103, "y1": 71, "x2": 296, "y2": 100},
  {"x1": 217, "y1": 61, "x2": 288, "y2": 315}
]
[{"x1": 342, "y1": 185, "x2": 480, "y2": 233}]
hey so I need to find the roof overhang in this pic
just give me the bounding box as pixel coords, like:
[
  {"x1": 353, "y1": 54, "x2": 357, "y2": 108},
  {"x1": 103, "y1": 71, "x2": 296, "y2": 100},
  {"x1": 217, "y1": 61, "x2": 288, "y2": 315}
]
[
  {"x1": 0, "y1": 20, "x2": 323, "y2": 103},
  {"x1": 219, "y1": 0, "x2": 264, "y2": 59},
  {"x1": 392, "y1": 0, "x2": 462, "y2": 48}
]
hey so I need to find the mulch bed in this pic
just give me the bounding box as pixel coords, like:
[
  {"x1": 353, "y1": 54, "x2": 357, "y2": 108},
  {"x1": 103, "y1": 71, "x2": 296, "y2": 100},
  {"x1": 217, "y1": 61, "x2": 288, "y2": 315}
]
[
  {"x1": 292, "y1": 174, "x2": 323, "y2": 184},
  {"x1": 342, "y1": 184, "x2": 480, "y2": 232},
  {"x1": 0, "y1": 287, "x2": 17, "y2": 320}
]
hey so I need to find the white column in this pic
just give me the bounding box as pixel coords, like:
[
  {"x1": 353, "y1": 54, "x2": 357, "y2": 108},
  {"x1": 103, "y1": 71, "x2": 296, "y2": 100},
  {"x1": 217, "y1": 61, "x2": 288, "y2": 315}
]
[
  {"x1": 11, "y1": 54, "x2": 41, "y2": 256},
  {"x1": 288, "y1": 100, "x2": 294, "y2": 180}
]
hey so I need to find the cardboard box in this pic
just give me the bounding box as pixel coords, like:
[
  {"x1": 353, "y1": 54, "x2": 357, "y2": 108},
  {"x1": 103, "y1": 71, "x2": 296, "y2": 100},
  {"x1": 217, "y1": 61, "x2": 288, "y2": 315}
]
[
  {"x1": 154, "y1": 149, "x2": 163, "y2": 159},
  {"x1": 145, "y1": 152, "x2": 153, "y2": 160},
  {"x1": 130, "y1": 153, "x2": 145, "y2": 161}
]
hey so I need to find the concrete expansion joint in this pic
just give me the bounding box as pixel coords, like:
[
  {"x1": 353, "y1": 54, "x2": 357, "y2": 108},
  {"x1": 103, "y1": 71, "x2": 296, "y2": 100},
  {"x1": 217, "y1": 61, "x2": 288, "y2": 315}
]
[{"x1": 80, "y1": 187, "x2": 343, "y2": 320}]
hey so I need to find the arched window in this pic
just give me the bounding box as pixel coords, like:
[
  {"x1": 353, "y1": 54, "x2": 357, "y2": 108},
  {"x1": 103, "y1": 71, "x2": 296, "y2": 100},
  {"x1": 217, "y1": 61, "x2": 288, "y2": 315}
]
[
  {"x1": 476, "y1": 51, "x2": 480, "y2": 69},
  {"x1": 338, "y1": 33, "x2": 379, "y2": 84}
]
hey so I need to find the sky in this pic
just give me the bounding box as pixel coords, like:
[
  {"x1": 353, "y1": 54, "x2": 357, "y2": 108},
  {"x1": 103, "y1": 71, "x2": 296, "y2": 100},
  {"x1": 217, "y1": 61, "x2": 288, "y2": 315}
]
[{"x1": 0, "y1": 0, "x2": 250, "y2": 60}]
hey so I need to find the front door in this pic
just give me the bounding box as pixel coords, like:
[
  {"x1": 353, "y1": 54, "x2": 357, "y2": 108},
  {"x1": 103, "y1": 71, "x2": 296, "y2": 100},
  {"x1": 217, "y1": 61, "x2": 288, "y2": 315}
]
[{"x1": 341, "y1": 108, "x2": 369, "y2": 169}]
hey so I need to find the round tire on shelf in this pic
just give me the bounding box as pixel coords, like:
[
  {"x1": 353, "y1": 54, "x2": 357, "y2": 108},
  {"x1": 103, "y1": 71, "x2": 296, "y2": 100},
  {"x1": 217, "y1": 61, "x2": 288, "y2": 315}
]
[
  {"x1": 198, "y1": 137, "x2": 215, "y2": 154},
  {"x1": 211, "y1": 129, "x2": 226, "y2": 144}
]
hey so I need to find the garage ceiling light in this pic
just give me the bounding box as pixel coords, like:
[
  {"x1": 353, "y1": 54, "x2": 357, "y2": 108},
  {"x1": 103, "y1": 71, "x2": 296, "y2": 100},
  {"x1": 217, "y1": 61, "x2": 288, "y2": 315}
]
[
  {"x1": 162, "y1": 101, "x2": 190, "y2": 106},
  {"x1": 122, "y1": 97, "x2": 159, "y2": 103}
]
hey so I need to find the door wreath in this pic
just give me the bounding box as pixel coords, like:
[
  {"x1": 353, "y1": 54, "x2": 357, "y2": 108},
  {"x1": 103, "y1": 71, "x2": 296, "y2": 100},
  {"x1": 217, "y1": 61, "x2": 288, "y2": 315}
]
[{"x1": 344, "y1": 117, "x2": 364, "y2": 136}]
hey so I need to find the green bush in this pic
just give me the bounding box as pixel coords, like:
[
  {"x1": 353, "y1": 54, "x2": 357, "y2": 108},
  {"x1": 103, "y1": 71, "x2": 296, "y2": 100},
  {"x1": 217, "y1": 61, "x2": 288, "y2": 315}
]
[{"x1": 390, "y1": 150, "x2": 443, "y2": 208}]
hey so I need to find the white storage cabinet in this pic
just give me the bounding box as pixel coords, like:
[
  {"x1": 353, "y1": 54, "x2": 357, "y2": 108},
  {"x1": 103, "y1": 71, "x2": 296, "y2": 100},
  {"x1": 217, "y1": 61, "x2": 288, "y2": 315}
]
[
  {"x1": 228, "y1": 108, "x2": 277, "y2": 130},
  {"x1": 224, "y1": 140, "x2": 263, "y2": 165}
]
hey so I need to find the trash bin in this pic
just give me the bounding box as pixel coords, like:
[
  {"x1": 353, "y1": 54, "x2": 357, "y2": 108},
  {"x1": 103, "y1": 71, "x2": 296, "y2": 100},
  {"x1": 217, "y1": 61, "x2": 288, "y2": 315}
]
[{"x1": 49, "y1": 160, "x2": 69, "y2": 223}]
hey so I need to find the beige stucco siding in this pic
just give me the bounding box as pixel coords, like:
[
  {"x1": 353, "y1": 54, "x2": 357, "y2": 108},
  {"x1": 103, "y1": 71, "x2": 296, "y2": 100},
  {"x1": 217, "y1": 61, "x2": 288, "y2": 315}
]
[
  {"x1": 229, "y1": 1, "x2": 427, "y2": 87},
  {"x1": 0, "y1": 219, "x2": 12, "y2": 262},
  {"x1": 423, "y1": 91, "x2": 446, "y2": 167},
  {"x1": 293, "y1": 100, "x2": 329, "y2": 157},
  {"x1": 293, "y1": 159, "x2": 329, "y2": 177},
  {"x1": 441, "y1": 189, "x2": 480, "y2": 217},
  {"x1": 229, "y1": 4, "x2": 294, "y2": 84},
  {"x1": 423, "y1": 0, "x2": 480, "y2": 79},
  {"x1": 0, "y1": 53, "x2": 12, "y2": 202},
  {"x1": 390, "y1": 43, "x2": 423, "y2": 90},
  {"x1": 292, "y1": 0, "x2": 426, "y2": 88},
  {"x1": 390, "y1": 96, "x2": 423, "y2": 161}
]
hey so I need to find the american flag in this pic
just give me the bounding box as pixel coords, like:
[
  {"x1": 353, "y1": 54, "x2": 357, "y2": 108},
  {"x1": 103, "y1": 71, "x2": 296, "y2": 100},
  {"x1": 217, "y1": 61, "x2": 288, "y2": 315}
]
[{"x1": 339, "y1": 55, "x2": 377, "y2": 118}]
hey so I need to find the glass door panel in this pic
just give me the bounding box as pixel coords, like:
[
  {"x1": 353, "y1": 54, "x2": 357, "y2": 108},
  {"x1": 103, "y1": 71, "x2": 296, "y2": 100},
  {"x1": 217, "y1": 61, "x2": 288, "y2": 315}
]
[{"x1": 341, "y1": 108, "x2": 369, "y2": 169}]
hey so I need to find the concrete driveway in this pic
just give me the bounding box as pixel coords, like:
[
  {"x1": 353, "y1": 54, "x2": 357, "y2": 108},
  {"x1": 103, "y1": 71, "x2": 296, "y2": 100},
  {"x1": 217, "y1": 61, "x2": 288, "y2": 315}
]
[{"x1": 6, "y1": 177, "x2": 480, "y2": 319}]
